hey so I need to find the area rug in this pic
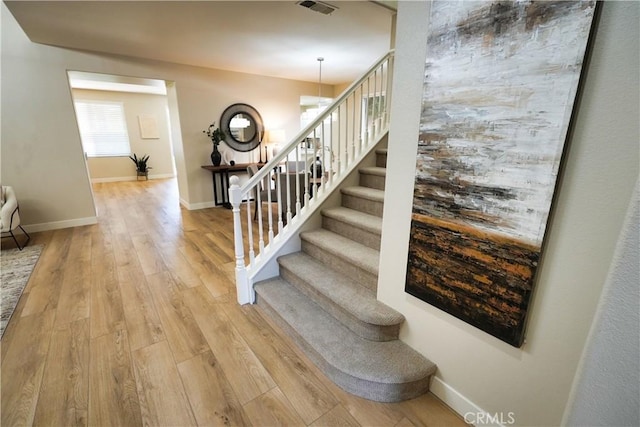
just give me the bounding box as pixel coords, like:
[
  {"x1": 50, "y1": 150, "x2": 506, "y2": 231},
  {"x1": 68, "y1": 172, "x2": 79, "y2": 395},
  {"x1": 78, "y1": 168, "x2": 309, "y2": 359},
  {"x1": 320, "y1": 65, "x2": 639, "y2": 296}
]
[{"x1": 1, "y1": 245, "x2": 43, "y2": 338}]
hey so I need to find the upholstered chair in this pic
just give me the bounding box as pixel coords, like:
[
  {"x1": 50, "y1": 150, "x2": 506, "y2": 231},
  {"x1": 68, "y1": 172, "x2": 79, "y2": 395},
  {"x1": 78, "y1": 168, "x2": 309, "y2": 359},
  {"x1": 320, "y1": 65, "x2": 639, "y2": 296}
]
[{"x1": 0, "y1": 186, "x2": 31, "y2": 250}]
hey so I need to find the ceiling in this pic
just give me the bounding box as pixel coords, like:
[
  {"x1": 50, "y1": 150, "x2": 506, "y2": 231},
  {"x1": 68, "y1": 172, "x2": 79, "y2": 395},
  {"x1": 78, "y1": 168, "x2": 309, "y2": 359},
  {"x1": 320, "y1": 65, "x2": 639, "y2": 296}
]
[{"x1": 4, "y1": 0, "x2": 396, "y2": 85}]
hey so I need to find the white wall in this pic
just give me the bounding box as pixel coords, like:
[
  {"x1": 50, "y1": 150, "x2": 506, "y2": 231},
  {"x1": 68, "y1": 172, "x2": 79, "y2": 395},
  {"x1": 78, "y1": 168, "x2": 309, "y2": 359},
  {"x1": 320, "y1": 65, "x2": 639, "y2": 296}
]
[
  {"x1": 379, "y1": 2, "x2": 639, "y2": 426},
  {"x1": 72, "y1": 88, "x2": 175, "y2": 182},
  {"x1": 565, "y1": 180, "x2": 639, "y2": 427},
  {"x1": 1, "y1": 2, "x2": 325, "y2": 227}
]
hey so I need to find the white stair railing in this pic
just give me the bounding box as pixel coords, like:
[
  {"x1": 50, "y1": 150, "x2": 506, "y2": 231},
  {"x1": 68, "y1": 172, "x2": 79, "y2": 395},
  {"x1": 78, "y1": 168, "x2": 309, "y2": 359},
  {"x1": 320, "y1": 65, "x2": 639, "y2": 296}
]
[{"x1": 229, "y1": 50, "x2": 394, "y2": 304}]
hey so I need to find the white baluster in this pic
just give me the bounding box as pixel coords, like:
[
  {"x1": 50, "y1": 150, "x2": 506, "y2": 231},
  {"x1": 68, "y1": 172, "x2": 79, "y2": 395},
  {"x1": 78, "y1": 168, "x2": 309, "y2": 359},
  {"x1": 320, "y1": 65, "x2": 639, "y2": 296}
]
[
  {"x1": 285, "y1": 162, "x2": 292, "y2": 223},
  {"x1": 246, "y1": 196, "x2": 255, "y2": 264},
  {"x1": 373, "y1": 67, "x2": 379, "y2": 140},
  {"x1": 266, "y1": 168, "x2": 274, "y2": 243},
  {"x1": 352, "y1": 94, "x2": 358, "y2": 159},
  {"x1": 358, "y1": 84, "x2": 364, "y2": 152},
  {"x1": 256, "y1": 180, "x2": 265, "y2": 254},
  {"x1": 304, "y1": 134, "x2": 310, "y2": 205},
  {"x1": 277, "y1": 171, "x2": 284, "y2": 232}
]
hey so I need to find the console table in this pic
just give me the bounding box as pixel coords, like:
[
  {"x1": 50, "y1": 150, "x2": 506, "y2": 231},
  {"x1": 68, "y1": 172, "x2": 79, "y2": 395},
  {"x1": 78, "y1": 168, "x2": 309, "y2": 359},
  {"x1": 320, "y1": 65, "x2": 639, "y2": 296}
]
[{"x1": 201, "y1": 163, "x2": 262, "y2": 208}]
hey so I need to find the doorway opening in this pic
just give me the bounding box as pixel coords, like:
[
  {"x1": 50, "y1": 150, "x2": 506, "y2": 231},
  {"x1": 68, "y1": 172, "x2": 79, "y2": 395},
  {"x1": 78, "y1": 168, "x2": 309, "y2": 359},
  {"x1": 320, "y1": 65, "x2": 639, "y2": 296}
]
[{"x1": 67, "y1": 71, "x2": 186, "y2": 215}]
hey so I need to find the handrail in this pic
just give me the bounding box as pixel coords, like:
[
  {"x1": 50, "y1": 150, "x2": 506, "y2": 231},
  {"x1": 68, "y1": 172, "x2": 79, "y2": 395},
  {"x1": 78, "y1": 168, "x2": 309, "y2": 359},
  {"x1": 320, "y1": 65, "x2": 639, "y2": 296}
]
[
  {"x1": 241, "y1": 49, "x2": 395, "y2": 194},
  {"x1": 229, "y1": 49, "x2": 395, "y2": 305}
]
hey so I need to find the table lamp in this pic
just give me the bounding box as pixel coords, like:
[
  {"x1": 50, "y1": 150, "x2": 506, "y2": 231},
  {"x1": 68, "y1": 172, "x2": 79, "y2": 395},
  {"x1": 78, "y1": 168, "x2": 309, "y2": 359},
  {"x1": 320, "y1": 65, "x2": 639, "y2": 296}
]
[{"x1": 265, "y1": 129, "x2": 286, "y2": 162}]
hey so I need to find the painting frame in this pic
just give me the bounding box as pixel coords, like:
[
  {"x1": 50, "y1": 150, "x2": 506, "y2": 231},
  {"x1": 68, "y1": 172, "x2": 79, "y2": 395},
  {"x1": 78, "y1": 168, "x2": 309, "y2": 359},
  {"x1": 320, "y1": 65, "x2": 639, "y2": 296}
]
[{"x1": 405, "y1": 0, "x2": 600, "y2": 347}]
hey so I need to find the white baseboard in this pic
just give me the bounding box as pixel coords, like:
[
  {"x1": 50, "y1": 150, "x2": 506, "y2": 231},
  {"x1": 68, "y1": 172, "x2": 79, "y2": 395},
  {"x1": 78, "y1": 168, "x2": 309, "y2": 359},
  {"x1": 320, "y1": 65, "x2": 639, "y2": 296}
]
[
  {"x1": 24, "y1": 216, "x2": 98, "y2": 233},
  {"x1": 182, "y1": 200, "x2": 216, "y2": 210},
  {"x1": 91, "y1": 173, "x2": 174, "y2": 183},
  {"x1": 181, "y1": 197, "x2": 253, "y2": 211},
  {"x1": 431, "y1": 376, "x2": 512, "y2": 427}
]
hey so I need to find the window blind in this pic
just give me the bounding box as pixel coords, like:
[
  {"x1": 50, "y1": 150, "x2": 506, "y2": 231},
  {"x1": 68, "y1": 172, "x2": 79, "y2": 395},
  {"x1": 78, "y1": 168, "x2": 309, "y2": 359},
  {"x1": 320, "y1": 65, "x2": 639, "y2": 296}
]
[{"x1": 74, "y1": 101, "x2": 131, "y2": 157}]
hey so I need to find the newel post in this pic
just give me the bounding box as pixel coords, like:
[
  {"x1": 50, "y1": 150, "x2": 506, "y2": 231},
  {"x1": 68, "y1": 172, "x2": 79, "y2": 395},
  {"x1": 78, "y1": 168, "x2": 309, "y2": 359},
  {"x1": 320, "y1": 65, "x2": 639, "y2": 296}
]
[{"x1": 229, "y1": 176, "x2": 254, "y2": 304}]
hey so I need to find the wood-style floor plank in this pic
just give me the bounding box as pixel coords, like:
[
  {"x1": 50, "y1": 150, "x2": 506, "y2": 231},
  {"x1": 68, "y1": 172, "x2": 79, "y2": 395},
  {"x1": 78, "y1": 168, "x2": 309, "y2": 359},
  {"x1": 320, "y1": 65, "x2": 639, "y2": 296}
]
[
  {"x1": 130, "y1": 233, "x2": 167, "y2": 276},
  {"x1": 20, "y1": 228, "x2": 73, "y2": 317},
  {"x1": 157, "y1": 244, "x2": 204, "y2": 289},
  {"x1": 132, "y1": 340, "x2": 197, "y2": 427},
  {"x1": 145, "y1": 271, "x2": 209, "y2": 363},
  {"x1": 182, "y1": 285, "x2": 276, "y2": 404},
  {"x1": 178, "y1": 242, "x2": 230, "y2": 297},
  {"x1": 33, "y1": 318, "x2": 90, "y2": 427},
  {"x1": 395, "y1": 417, "x2": 418, "y2": 427},
  {"x1": 90, "y1": 244, "x2": 126, "y2": 339},
  {"x1": 88, "y1": 329, "x2": 142, "y2": 426},
  {"x1": 397, "y1": 393, "x2": 467, "y2": 427},
  {"x1": 177, "y1": 350, "x2": 252, "y2": 426},
  {"x1": 243, "y1": 387, "x2": 306, "y2": 427},
  {"x1": 1, "y1": 310, "x2": 55, "y2": 426},
  {"x1": 222, "y1": 299, "x2": 338, "y2": 424},
  {"x1": 309, "y1": 404, "x2": 361, "y2": 427},
  {"x1": 111, "y1": 231, "x2": 139, "y2": 269},
  {"x1": 54, "y1": 226, "x2": 93, "y2": 328},
  {"x1": 184, "y1": 230, "x2": 234, "y2": 266},
  {"x1": 117, "y1": 265, "x2": 166, "y2": 351}
]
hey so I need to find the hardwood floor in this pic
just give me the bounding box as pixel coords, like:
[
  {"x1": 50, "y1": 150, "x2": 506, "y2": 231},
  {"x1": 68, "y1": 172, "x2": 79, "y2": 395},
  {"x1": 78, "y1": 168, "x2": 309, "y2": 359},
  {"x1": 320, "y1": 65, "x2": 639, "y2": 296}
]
[{"x1": 1, "y1": 179, "x2": 466, "y2": 427}]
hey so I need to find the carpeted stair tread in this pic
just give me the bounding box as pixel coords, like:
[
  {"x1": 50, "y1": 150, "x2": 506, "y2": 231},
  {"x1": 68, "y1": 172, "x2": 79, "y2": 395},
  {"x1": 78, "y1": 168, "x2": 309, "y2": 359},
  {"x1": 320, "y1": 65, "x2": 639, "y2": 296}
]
[
  {"x1": 359, "y1": 166, "x2": 387, "y2": 177},
  {"x1": 300, "y1": 229, "x2": 379, "y2": 276},
  {"x1": 321, "y1": 207, "x2": 382, "y2": 237},
  {"x1": 375, "y1": 148, "x2": 388, "y2": 155},
  {"x1": 278, "y1": 252, "x2": 404, "y2": 328},
  {"x1": 254, "y1": 278, "x2": 436, "y2": 401},
  {"x1": 341, "y1": 186, "x2": 385, "y2": 202}
]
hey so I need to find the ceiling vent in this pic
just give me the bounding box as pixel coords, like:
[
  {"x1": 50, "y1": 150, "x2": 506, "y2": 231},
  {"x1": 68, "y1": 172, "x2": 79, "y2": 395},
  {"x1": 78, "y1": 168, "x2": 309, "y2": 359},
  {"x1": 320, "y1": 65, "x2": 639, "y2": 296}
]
[{"x1": 296, "y1": 1, "x2": 338, "y2": 15}]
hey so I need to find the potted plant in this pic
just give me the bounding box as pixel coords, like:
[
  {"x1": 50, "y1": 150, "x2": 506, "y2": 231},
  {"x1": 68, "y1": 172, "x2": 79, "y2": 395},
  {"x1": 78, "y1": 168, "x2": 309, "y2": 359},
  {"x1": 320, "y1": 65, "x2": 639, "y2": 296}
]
[
  {"x1": 203, "y1": 122, "x2": 226, "y2": 166},
  {"x1": 129, "y1": 153, "x2": 151, "y2": 180}
]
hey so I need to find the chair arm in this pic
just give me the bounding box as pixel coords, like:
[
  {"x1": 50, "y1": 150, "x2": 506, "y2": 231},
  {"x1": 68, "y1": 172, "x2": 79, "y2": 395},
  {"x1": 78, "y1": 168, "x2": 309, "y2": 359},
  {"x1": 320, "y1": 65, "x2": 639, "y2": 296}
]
[{"x1": 0, "y1": 187, "x2": 19, "y2": 232}]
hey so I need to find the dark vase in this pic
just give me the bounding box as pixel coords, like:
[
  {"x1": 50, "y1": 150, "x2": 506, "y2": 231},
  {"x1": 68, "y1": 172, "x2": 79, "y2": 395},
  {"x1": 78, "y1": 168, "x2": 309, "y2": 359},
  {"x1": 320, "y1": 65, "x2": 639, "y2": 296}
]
[
  {"x1": 211, "y1": 144, "x2": 222, "y2": 166},
  {"x1": 310, "y1": 156, "x2": 323, "y2": 178}
]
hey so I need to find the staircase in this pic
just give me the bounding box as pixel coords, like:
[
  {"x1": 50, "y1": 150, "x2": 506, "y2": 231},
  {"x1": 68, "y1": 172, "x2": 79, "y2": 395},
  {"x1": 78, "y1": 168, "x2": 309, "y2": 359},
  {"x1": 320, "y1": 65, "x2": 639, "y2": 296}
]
[{"x1": 253, "y1": 148, "x2": 437, "y2": 402}]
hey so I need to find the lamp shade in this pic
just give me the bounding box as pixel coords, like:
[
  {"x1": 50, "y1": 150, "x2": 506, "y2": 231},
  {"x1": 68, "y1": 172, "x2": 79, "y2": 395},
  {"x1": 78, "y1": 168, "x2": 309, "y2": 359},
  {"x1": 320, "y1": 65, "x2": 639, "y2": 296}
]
[{"x1": 265, "y1": 129, "x2": 286, "y2": 144}]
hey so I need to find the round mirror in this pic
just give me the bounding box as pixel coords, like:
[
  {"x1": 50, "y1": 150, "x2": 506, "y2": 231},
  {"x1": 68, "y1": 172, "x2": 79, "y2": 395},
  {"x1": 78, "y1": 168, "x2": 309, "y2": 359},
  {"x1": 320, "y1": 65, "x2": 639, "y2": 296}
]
[
  {"x1": 220, "y1": 103, "x2": 264, "y2": 152},
  {"x1": 229, "y1": 113, "x2": 256, "y2": 143}
]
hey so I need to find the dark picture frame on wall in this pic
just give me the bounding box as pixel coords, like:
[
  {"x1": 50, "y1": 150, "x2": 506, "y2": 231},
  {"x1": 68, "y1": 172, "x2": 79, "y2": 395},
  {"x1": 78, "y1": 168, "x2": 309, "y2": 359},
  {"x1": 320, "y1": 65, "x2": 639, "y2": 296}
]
[{"x1": 405, "y1": 0, "x2": 600, "y2": 347}]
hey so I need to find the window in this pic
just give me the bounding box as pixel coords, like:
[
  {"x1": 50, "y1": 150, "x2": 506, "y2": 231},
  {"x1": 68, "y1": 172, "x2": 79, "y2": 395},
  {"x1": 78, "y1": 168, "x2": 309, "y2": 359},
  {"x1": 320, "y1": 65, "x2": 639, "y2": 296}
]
[{"x1": 74, "y1": 101, "x2": 131, "y2": 157}]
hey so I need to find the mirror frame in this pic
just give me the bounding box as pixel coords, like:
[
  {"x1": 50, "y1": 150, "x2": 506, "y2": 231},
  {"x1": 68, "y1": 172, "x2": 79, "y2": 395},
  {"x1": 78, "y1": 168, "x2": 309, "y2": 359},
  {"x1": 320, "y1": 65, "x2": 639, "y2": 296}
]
[{"x1": 220, "y1": 103, "x2": 264, "y2": 152}]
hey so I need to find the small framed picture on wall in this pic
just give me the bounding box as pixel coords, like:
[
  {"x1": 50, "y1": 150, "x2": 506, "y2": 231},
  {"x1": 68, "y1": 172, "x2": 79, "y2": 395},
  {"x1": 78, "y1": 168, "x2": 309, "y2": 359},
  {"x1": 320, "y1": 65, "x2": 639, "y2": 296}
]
[{"x1": 138, "y1": 114, "x2": 159, "y2": 139}]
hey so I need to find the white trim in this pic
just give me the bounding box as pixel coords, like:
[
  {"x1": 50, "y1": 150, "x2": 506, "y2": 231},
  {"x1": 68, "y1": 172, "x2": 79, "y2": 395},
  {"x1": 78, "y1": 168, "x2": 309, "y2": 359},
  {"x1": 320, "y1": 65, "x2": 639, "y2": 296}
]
[
  {"x1": 179, "y1": 198, "x2": 190, "y2": 209},
  {"x1": 182, "y1": 197, "x2": 253, "y2": 211},
  {"x1": 90, "y1": 173, "x2": 174, "y2": 183},
  {"x1": 183, "y1": 200, "x2": 216, "y2": 211},
  {"x1": 431, "y1": 376, "x2": 510, "y2": 427},
  {"x1": 24, "y1": 216, "x2": 98, "y2": 233}
]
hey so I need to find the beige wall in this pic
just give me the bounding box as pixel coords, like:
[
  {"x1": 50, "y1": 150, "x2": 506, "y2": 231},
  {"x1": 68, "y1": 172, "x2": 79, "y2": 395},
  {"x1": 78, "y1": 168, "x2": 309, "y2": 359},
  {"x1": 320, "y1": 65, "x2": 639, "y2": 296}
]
[
  {"x1": 72, "y1": 89, "x2": 175, "y2": 182},
  {"x1": 379, "y1": 2, "x2": 639, "y2": 426},
  {"x1": 1, "y1": 2, "x2": 324, "y2": 227}
]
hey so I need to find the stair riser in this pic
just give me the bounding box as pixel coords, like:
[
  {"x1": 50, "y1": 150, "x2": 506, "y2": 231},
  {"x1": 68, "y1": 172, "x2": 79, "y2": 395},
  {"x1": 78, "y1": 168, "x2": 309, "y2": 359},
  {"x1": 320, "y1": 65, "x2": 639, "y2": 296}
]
[
  {"x1": 301, "y1": 240, "x2": 378, "y2": 291},
  {"x1": 322, "y1": 216, "x2": 381, "y2": 250},
  {"x1": 254, "y1": 297, "x2": 432, "y2": 403},
  {"x1": 279, "y1": 266, "x2": 399, "y2": 342},
  {"x1": 342, "y1": 194, "x2": 384, "y2": 217},
  {"x1": 376, "y1": 152, "x2": 387, "y2": 168},
  {"x1": 359, "y1": 173, "x2": 386, "y2": 191}
]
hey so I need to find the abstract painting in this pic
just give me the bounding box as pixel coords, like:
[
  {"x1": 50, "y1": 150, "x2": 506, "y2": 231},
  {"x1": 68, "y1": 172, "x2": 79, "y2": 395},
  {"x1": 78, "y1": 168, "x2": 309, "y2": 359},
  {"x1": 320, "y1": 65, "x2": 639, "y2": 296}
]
[{"x1": 405, "y1": 0, "x2": 598, "y2": 347}]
